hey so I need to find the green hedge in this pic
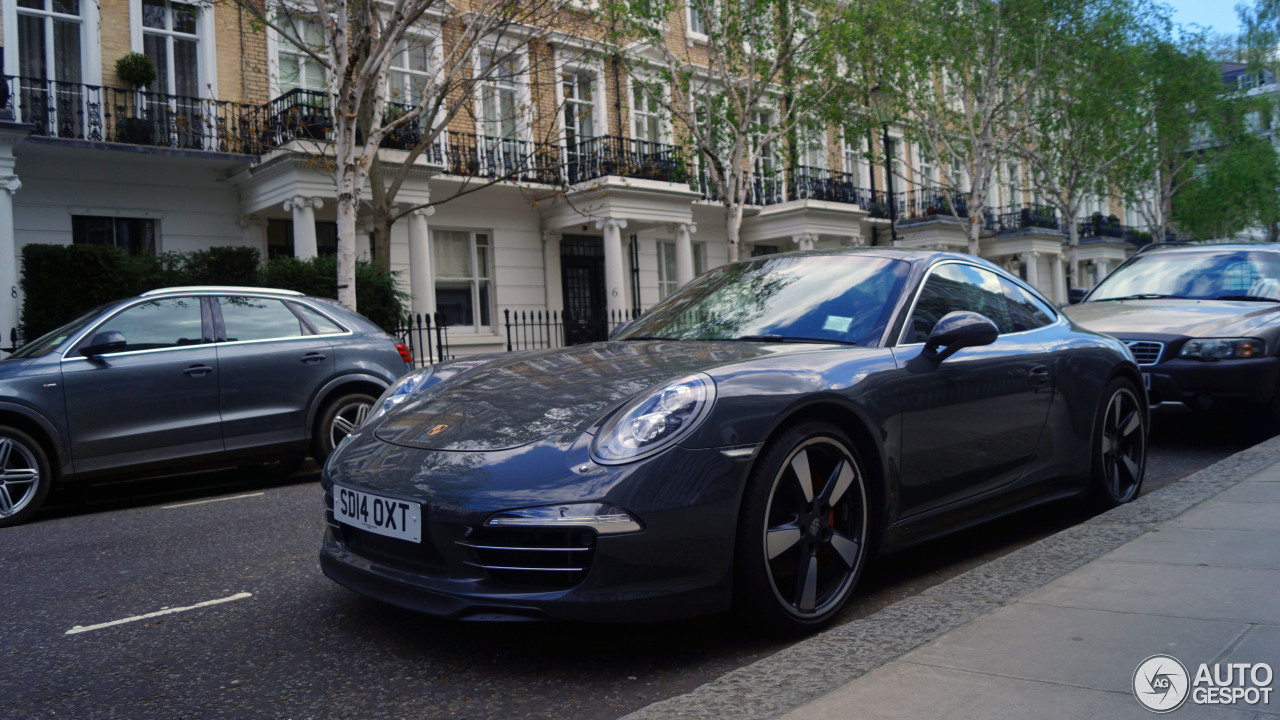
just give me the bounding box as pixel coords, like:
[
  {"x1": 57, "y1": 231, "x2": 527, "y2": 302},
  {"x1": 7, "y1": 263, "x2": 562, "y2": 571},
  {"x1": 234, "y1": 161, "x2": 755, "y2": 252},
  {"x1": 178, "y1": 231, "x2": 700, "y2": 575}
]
[{"x1": 20, "y1": 244, "x2": 408, "y2": 340}]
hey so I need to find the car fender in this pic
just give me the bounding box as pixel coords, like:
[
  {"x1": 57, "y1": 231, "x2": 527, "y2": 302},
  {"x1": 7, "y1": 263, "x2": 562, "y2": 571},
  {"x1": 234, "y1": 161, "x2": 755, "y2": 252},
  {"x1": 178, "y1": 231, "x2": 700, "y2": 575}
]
[
  {"x1": 305, "y1": 372, "x2": 394, "y2": 438},
  {"x1": 0, "y1": 400, "x2": 73, "y2": 478}
]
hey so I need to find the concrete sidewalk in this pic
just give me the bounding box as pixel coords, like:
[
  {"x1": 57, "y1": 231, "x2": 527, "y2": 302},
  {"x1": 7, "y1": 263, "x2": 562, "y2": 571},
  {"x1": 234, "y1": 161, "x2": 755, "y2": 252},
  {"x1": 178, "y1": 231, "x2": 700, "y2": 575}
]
[{"x1": 624, "y1": 437, "x2": 1280, "y2": 720}]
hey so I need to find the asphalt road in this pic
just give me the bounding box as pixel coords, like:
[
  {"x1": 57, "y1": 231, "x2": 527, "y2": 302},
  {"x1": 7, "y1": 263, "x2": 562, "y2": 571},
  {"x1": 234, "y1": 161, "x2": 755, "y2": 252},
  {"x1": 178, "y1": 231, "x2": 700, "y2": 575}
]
[{"x1": 0, "y1": 412, "x2": 1255, "y2": 720}]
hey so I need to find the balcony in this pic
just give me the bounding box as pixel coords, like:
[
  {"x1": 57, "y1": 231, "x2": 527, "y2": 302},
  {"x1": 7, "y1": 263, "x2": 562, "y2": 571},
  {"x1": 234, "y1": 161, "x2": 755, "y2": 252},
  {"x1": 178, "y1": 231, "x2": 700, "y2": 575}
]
[
  {"x1": 790, "y1": 166, "x2": 897, "y2": 219},
  {"x1": 4, "y1": 75, "x2": 261, "y2": 154},
  {"x1": 563, "y1": 136, "x2": 690, "y2": 185},
  {"x1": 902, "y1": 188, "x2": 971, "y2": 221},
  {"x1": 985, "y1": 204, "x2": 1060, "y2": 235},
  {"x1": 1076, "y1": 214, "x2": 1169, "y2": 246}
]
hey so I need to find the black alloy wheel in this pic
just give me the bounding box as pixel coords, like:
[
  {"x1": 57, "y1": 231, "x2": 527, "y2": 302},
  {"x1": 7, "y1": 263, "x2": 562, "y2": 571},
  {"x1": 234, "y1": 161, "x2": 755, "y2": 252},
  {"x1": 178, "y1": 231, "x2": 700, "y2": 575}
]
[
  {"x1": 1091, "y1": 379, "x2": 1146, "y2": 508},
  {"x1": 0, "y1": 426, "x2": 53, "y2": 528},
  {"x1": 737, "y1": 422, "x2": 869, "y2": 635},
  {"x1": 313, "y1": 392, "x2": 377, "y2": 465}
]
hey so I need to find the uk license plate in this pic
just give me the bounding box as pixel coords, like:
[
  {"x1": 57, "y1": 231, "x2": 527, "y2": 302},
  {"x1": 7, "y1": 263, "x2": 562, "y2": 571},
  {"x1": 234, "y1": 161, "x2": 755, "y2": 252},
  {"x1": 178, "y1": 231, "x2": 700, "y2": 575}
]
[{"x1": 333, "y1": 485, "x2": 421, "y2": 543}]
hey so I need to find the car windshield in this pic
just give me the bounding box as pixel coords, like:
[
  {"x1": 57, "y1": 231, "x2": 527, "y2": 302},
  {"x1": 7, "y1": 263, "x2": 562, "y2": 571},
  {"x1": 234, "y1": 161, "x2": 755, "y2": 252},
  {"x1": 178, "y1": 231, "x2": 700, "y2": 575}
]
[
  {"x1": 1090, "y1": 249, "x2": 1280, "y2": 302},
  {"x1": 617, "y1": 254, "x2": 910, "y2": 346},
  {"x1": 6, "y1": 304, "x2": 111, "y2": 359}
]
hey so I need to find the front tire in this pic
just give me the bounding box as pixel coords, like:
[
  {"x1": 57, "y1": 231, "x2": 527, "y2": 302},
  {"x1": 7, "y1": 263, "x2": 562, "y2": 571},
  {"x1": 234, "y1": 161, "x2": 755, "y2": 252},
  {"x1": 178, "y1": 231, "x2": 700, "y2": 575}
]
[
  {"x1": 735, "y1": 422, "x2": 869, "y2": 635},
  {"x1": 1089, "y1": 378, "x2": 1147, "y2": 509},
  {"x1": 312, "y1": 392, "x2": 376, "y2": 465},
  {"x1": 0, "y1": 426, "x2": 53, "y2": 528}
]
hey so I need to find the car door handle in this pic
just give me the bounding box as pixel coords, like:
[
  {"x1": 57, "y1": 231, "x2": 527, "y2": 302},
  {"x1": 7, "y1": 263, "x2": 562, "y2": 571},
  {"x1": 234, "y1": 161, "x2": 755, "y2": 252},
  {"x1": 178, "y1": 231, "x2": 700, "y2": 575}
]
[
  {"x1": 183, "y1": 364, "x2": 214, "y2": 377},
  {"x1": 1028, "y1": 366, "x2": 1050, "y2": 387},
  {"x1": 301, "y1": 352, "x2": 326, "y2": 364}
]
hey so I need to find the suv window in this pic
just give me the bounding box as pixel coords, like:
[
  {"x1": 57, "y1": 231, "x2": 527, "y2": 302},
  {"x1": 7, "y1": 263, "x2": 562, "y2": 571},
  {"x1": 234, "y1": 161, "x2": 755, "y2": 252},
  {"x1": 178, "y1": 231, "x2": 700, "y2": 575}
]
[
  {"x1": 95, "y1": 298, "x2": 206, "y2": 352},
  {"x1": 293, "y1": 303, "x2": 345, "y2": 335},
  {"x1": 1001, "y1": 278, "x2": 1055, "y2": 331},
  {"x1": 905, "y1": 264, "x2": 1014, "y2": 343},
  {"x1": 218, "y1": 296, "x2": 306, "y2": 342}
]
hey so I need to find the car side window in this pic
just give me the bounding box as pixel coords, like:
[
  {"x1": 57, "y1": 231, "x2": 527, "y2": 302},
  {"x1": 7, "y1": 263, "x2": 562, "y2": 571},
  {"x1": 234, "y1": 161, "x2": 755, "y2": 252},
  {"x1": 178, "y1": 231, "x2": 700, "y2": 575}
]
[
  {"x1": 1001, "y1": 278, "x2": 1056, "y2": 332},
  {"x1": 292, "y1": 303, "x2": 346, "y2": 335},
  {"x1": 906, "y1": 264, "x2": 1014, "y2": 343},
  {"x1": 218, "y1": 296, "x2": 306, "y2": 342},
  {"x1": 95, "y1": 298, "x2": 206, "y2": 352}
]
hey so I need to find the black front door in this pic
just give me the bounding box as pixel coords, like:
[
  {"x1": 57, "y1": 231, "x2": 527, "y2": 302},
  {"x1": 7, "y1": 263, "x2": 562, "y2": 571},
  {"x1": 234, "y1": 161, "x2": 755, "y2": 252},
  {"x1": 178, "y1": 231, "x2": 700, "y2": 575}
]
[{"x1": 561, "y1": 235, "x2": 607, "y2": 345}]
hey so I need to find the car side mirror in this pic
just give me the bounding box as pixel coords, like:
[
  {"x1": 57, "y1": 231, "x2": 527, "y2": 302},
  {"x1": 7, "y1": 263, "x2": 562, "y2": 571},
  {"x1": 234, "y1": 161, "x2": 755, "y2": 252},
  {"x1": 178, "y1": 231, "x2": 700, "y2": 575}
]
[
  {"x1": 1067, "y1": 288, "x2": 1087, "y2": 305},
  {"x1": 610, "y1": 320, "x2": 633, "y2": 340},
  {"x1": 80, "y1": 330, "x2": 127, "y2": 357},
  {"x1": 923, "y1": 311, "x2": 998, "y2": 363}
]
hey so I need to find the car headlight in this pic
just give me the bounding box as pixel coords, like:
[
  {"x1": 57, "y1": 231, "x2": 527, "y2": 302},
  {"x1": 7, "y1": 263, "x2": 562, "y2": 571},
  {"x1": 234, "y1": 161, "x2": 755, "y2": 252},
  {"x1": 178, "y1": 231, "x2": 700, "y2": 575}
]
[
  {"x1": 591, "y1": 373, "x2": 715, "y2": 464},
  {"x1": 1177, "y1": 338, "x2": 1265, "y2": 361},
  {"x1": 366, "y1": 366, "x2": 435, "y2": 424}
]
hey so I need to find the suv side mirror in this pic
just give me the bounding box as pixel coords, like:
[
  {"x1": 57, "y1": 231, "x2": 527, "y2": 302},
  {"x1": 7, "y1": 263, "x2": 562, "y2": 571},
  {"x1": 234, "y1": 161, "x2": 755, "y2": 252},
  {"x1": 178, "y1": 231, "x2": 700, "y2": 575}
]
[
  {"x1": 80, "y1": 330, "x2": 127, "y2": 357},
  {"x1": 923, "y1": 311, "x2": 998, "y2": 363},
  {"x1": 1067, "y1": 288, "x2": 1087, "y2": 305}
]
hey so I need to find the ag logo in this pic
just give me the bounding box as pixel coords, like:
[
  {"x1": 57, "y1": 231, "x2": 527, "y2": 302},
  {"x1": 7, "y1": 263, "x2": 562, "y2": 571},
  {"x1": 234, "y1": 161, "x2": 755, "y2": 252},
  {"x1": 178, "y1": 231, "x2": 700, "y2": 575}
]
[{"x1": 1134, "y1": 654, "x2": 1190, "y2": 713}]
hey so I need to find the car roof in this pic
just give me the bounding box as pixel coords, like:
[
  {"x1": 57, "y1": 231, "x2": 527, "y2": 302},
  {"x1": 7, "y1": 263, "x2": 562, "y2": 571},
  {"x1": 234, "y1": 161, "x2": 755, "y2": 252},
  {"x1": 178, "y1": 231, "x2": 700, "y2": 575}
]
[
  {"x1": 738, "y1": 246, "x2": 975, "y2": 265},
  {"x1": 138, "y1": 286, "x2": 306, "y2": 298},
  {"x1": 1134, "y1": 242, "x2": 1280, "y2": 255}
]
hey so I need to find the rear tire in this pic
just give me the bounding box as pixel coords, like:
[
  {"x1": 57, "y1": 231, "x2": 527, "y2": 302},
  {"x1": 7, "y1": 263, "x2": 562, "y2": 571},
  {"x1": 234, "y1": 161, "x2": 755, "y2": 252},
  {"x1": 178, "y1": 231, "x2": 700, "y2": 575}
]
[
  {"x1": 312, "y1": 392, "x2": 376, "y2": 466},
  {"x1": 1089, "y1": 378, "x2": 1147, "y2": 510},
  {"x1": 735, "y1": 421, "x2": 869, "y2": 636},
  {"x1": 0, "y1": 426, "x2": 53, "y2": 528}
]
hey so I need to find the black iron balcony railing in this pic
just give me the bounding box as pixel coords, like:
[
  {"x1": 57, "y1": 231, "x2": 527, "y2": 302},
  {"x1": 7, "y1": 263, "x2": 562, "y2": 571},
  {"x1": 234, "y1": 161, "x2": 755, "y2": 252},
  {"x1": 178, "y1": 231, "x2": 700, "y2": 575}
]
[
  {"x1": 4, "y1": 75, "x2": 261, "y2": 153},
  {"x1": 695, "y1": 170, "x2": 784, "y2": 206},
  {"x1": 563, "y1": 136, "x2": 691, "y2": 185},
  {"x1": 986, "y1": 204, "x2": 1060, "y2": 234},
  {"x1": 903, "y1": 188, "x2": 971, "y2": 220},
  {"x1": 1077, "y1": 215, "x2": 1172, "y2": 246},
  {"x1": 790, "y1": 166, "x2": 901, "y2": 219}
]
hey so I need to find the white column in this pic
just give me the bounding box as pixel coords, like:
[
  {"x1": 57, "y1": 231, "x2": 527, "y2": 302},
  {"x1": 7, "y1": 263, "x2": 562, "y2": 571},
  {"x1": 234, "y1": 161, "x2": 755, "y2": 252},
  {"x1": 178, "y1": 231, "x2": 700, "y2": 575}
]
[
  {"x1": 793, "y1": 232, "x2": 818, "y2": 251},
  {"x1": 596, "y1": 218, "x2": 628, "y2": 314},
  {"x1": 408, "y1": 208, "x2": 436, "y2": 320},
  {"x1": 1023, "y1": 251, "x2": 1040, "y2": 290},
  {"x1": 0, "y1": 175, "x2": 20, "y2": 355},
  {"x1": 543, "y1": 229, "x2": 563, "y2": 312},
  {"x1": 283, "y1": 196, "x2": 323, "y2": 259},
  {"x1": 671, "y1": 222, "x2": 697, "y2": 285},
  {"x1": 1095, "y1": 260, "x2": 1110, "y2": 283},
  {"x1": 1052, "y1": 255, "x2": 1066, "y2": 304}
]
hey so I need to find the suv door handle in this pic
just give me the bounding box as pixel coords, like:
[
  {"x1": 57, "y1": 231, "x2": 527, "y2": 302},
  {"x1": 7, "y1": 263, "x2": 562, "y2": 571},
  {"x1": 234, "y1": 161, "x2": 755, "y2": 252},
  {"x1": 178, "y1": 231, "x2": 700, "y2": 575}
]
[
  {"x1": 301, "y1": 352, "x2": 326, "y2": 364},
  {"x1": 1028, "y1": 365, "x2": 1050, "y2": 387},
  {"x1": 183, "y1": 364, "x2": 214, "y2": 376}
]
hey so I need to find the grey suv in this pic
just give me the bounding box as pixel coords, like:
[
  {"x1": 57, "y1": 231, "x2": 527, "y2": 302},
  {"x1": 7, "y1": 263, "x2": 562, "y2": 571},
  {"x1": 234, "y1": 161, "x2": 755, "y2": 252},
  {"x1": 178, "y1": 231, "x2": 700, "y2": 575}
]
[{"x1": 0, "y1": 286, "x2": 413, "y2": 527}]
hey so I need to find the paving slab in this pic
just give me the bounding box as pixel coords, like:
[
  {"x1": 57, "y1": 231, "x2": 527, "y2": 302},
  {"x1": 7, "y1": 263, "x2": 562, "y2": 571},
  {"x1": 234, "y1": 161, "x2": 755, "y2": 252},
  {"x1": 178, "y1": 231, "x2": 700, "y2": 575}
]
[
  {"x1": 1209, "y1": 481, "x2": 1280, "y2": 504},
  {"x1": 1168, "y1": 501, "x2": 1280, "y2": 531},
  {"x1": 900, "y1": 603, "x2": 1249, "y2": 693},
  {"x1": 1104, "y1": 528, "x2": 1280, "y2": 570},
  {"x1": 776, "y1": 662, "x2": 1259, "y2": 720},
  {"x1": 1022, "y1": 560, "x2": 1280, "y2": 625}
]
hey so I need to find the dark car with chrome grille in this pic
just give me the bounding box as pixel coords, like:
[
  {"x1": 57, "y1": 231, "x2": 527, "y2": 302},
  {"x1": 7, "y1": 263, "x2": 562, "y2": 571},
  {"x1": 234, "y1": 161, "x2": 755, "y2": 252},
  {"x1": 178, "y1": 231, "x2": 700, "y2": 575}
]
[
  {"x1": 1065, "y1": 244, "x2": 1280, "y2": 429},
  {"x1": 320, "y1": 249, "x2": 1146, "y2": 634}
]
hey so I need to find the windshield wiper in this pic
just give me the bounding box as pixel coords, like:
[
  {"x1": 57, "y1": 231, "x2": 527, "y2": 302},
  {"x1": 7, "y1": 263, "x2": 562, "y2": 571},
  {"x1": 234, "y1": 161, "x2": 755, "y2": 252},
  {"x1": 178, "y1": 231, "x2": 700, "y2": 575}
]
[
  {"x1": 1213, "y1": 295, "x2": 1280, "y2": 302},
  {"x1": 1106, "y1": 293, "x2": 1177, "y2": 301},
  {"x1": 730, "y1": 334, "x2": 859, "y2": 346}
]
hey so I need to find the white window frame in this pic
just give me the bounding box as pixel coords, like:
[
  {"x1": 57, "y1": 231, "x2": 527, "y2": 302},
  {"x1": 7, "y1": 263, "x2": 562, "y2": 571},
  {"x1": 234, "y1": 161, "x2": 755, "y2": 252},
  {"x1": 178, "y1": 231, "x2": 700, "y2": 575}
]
[
  {"x1": 553, "y1": 53, "x2": 607, "y2": 152},
  {"x1": 841, "y1": 131, "x2": 870, "y2": 188},
  {"x1": 629, "y1": 77, "x2": 670, "y2": 144},
  {"x1": 473, "y1": 42, "x2": 532, "y2": 144},
  {"x1": 432, "y1": 227, "x2": 495, "y2": 333},
  {"x1": 387, "y1": 26, "x2": 442, "y2": 108},
  {"x1": 800, "y1": 117, "x2": 826, "y2": 171},
  {"x1": 4, "y1": 0, "x2": 102, "y2": 87},
  {"x1": 267, "y1": 16, "x2": 328, "y2": 97},
  {"x1": 686, "y1": 0, "x2": 709, "y2": 43},
  {"x1": 128, "y1": 0, "x2": 218, "y2": 99}
]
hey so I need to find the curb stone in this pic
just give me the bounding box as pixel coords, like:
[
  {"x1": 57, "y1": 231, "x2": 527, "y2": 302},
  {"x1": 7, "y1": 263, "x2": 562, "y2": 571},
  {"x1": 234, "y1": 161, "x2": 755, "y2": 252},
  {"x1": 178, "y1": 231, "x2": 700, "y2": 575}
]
[{"x1": 618, "y1": 434, "x2": 1280, "y2": 720}]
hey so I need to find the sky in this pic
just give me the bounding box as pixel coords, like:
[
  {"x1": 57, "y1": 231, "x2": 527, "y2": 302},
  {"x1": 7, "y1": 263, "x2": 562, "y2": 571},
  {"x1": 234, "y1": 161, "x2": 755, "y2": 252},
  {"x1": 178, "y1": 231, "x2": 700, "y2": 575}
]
[{"x1": 1165, "y1": 0, "x2": 1246, "y2": 35}]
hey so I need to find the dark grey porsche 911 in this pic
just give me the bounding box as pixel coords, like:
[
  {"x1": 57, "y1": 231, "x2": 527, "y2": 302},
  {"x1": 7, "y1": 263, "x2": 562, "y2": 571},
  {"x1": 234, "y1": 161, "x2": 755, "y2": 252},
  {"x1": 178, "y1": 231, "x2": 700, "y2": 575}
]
[{"x1": 319, "y1": 249, "x2": 1147, "y2": 633}]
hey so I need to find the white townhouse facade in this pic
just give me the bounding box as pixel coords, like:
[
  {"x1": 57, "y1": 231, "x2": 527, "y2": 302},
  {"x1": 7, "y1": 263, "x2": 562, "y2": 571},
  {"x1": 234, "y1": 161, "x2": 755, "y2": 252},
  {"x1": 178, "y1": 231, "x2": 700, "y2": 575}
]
[{"x1": 0, "y1": 0, "x2": 1147, "y2": 358}]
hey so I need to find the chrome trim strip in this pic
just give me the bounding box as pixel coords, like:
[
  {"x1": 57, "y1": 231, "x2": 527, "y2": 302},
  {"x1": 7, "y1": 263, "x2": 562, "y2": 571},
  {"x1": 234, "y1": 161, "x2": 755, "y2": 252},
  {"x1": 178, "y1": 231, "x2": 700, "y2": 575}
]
[
  {"x1": 463, "y1": 562, "x2": 586, "y2": 572},
  {"x1": 719, "y1": 444, "x2": 761, "y2": 459},
  {"x1": 141, "y1": 286, "x2": 304, "y2": 297},
  {"x1": 485, "y1": 515, "x2": 642, "y2": 534},
  {"x1": 456, "y1": 542, "x2": 591, "y2": 552}
]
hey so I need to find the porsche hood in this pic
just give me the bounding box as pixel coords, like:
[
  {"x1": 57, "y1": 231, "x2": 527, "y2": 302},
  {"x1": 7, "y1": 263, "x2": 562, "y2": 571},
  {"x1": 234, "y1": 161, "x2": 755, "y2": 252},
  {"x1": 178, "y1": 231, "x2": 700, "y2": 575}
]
[{"x1": 372, "y1": 340, "x2": 817, "y2": 451}]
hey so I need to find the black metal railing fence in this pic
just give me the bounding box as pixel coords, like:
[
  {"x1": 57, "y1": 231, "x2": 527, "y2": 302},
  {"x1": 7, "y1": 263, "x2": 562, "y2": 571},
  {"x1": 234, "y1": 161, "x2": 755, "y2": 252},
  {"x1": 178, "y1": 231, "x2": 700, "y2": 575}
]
[
  {"x1": 392, "y1": 313, "x2": 451, "y2": 366},
  {"x1": 503, "y1": 308, "x2": 643, "y2": 352}
]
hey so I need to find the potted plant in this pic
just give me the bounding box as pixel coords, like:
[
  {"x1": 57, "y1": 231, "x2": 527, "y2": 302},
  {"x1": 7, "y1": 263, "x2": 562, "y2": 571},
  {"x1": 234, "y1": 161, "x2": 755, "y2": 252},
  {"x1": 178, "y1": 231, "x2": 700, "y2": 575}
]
[{"x1": 114, "y1": 52, "x2": 157, "y2": 145}]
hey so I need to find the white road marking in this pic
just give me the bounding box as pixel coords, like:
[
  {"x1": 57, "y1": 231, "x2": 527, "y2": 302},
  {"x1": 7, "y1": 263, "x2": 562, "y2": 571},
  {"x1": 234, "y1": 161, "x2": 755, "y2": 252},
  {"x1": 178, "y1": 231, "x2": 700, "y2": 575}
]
[
  {"x1": 162, "y1": 492, "x2": 264, "y2": 509},
  {"x1": 66, "y1": 592, "x2": 253, "y2": 635}
]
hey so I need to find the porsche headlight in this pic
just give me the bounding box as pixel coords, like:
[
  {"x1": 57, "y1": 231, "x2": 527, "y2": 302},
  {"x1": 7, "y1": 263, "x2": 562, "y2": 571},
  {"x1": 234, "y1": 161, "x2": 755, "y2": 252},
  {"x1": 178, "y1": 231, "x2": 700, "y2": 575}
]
[
  {"x1": 591, "y1": 373, "x2": 715, "y2": 464},
  {"x1": 366, "y1": 366, "x2": 435, "y2": 424},
  {"x1": 1177, "y1": 338, "x2": 1265, "y2": 361}
]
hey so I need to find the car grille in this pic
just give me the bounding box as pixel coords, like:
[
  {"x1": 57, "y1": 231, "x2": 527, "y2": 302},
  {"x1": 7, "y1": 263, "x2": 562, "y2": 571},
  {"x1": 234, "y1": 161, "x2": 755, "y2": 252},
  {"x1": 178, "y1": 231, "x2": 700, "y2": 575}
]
[
  {"x1": 1125, "y1": 340, "x2": 1164, "y2": 365},
  {"x1": 457, "y1": 527, "x2": 595, "y2": 590}
]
